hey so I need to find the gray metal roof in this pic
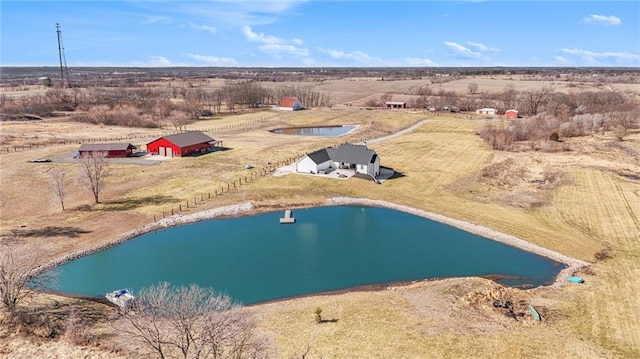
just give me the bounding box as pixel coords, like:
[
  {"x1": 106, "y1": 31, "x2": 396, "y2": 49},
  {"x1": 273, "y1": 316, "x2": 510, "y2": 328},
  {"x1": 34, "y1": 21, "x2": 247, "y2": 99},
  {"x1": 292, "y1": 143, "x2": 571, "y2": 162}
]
[
  {"x1": 328, "y1": 144, "x2": 377, "y2": 165},
  {"x1": 307, "y1": 148, "x2": 332, "y2": 164},
  {"x1": 78, "y1": 143, "x2": 136, "y2": 152},
  {"x1": 159, "y1": 131, "x2": 215, "y2": 147}
]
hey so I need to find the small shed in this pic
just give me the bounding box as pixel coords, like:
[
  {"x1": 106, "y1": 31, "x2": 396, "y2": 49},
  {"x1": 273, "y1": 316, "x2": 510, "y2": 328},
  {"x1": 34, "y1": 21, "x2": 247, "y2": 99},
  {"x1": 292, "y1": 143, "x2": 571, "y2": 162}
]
[
  {"x1": 279, "y1": 97, "x2": 303, "y2": 111},
  {"x1": 505, "y1": 109, "x2": 519, "y2": 119},
  {"x1": 385, "y1": 101, "x2": 406, "y2": 109},
  {"x1": 476, "y1": 107, "x2": 498, "y2": 115},
  {"x1": 146, "y1": 131, "x2": 220, "y2": 157},
  {"x1": 78, "y1": 143, "x2": 137, "y2": 158}
]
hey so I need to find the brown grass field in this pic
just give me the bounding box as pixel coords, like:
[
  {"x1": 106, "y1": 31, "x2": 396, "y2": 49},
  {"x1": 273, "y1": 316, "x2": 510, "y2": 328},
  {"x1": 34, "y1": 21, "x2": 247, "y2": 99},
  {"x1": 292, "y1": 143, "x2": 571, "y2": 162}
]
[{"x1": 1, "y1": 77, "x2": 639, "y2": 358}]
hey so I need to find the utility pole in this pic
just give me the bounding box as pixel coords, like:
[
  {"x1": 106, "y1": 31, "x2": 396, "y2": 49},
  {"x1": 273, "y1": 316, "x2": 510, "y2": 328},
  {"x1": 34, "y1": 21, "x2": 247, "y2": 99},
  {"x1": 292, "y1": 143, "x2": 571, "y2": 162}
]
[{"x1": 56, "y1": 23, "x2": 70, "y2": 87}]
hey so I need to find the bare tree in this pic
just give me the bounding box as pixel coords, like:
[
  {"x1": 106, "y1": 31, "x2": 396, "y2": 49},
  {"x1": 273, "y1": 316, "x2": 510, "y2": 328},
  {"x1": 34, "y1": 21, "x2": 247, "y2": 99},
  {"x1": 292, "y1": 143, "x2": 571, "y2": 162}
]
[
  {"x1": 0, "y1": 241, "x2": 55, "y2": 313},
  {"x1": 48, "y1": 167, "x2": 67, "y2": 211},
  {"x1": 115, "y1": 282, "x2": 271, "y2": 359},
  {"x1": 609, "y1": 110, "x2": 638, "y2": 141},
  {"x1": 518, "y1": 86, "x2": 554, "y2": 116},
  {"x1": 168, "y1": 110, "x2": 191, "y2": 131},
  {"x1": 467, "y1": 82, "x2": 479, "y2": 94},
  {"x1": 80, "y1": 151, "x2": 109, "y2": 204}
]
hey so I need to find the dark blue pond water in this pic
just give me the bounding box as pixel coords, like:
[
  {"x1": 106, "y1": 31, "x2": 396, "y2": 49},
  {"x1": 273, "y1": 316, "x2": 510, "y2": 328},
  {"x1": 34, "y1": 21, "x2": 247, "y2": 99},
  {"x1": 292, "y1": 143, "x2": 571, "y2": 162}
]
[
  {"x1": 43, "y1": 206, "x2": 565, "y2": 305},
  {"x1": 272, "y1": 125, "x2": 356, "y2": 136}
]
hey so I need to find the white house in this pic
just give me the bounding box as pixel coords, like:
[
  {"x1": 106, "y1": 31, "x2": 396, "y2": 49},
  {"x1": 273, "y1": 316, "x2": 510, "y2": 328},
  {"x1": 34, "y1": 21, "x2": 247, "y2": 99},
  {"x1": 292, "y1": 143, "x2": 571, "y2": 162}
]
[
  {"x1": 279, "y1": 97, "x2": 303, "y2": 111},
  {"x1": 476, "y1": 107, "x2": 499, "y2": 115},
  {"x1": 296, "y1": 143, "x2": 380, "y2": 178}
]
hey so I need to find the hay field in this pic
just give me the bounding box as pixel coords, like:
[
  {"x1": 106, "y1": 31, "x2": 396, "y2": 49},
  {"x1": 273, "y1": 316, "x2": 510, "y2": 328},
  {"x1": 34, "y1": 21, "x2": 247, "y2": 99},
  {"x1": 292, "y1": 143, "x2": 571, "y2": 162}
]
[{"x1": 1, "y1": 107, "x2": 639, "y2": 358}]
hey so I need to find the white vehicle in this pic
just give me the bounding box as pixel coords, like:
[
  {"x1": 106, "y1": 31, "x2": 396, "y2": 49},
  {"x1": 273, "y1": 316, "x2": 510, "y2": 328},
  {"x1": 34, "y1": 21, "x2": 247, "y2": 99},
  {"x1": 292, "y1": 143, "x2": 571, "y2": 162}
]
[{"x1": 105, "y1": 289, "x2": 135, "y2": 308}]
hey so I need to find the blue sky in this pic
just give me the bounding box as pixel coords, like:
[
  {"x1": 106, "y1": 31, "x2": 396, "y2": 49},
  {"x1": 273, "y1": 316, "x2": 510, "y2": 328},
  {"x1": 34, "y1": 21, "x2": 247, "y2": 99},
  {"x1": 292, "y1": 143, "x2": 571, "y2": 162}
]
[{"x1": 1, "y1": 1, "x2": 639, "y2": 67}]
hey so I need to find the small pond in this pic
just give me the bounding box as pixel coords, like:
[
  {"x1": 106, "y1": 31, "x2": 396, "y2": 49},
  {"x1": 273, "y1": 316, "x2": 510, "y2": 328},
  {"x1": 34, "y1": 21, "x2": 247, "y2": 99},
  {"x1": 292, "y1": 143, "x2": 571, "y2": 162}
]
[
  {"x1": 271, "y1": 125, "x2": 356, "y2": 137},
  {"x1": 42, "y1": 206, "x2": 566, "y2": 305}
]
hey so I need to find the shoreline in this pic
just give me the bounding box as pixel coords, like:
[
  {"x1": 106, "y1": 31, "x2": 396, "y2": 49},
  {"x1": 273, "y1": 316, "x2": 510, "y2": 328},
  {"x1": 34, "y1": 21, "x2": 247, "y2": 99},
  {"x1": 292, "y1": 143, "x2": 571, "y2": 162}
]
[{"x1": 38, "y1": 197, "x2": 590, "y2": 300}]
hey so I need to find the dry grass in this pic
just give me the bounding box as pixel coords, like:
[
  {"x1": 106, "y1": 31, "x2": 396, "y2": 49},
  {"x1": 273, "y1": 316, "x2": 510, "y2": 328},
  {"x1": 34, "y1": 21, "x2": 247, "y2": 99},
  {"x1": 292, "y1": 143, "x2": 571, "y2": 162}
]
[{"x1": 1, "y1": 106, "x2": 639, "y2": 357}]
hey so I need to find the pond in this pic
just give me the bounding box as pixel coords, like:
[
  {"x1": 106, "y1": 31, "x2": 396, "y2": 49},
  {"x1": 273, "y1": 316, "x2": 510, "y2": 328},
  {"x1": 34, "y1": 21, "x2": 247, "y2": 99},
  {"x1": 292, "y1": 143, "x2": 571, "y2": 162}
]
[
  {"x1": 43, "y1": 206, "x2": 565, "y2": 305},
  {"x1": 271, "y1": 125, "x2": 356, "y2": 137}
]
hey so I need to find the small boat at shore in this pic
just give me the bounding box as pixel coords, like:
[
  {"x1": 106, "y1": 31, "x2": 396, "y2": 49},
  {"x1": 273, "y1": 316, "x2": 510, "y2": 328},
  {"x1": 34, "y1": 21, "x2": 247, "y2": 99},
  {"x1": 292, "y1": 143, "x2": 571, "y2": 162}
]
[
  {"x1": 106, "y1": 288, "x2": 135, "y2": 308},
  {"x1": 567, "y1": 276, "x2": 585, "y2": 284},
  {"x1": 528, "y1": 304, "x2": 541, "y2": 321}
]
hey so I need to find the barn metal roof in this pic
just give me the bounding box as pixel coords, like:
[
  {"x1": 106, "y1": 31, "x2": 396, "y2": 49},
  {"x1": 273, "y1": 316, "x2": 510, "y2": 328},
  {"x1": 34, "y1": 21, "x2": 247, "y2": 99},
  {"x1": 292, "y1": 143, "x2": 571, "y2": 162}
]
[
  {"x1": 78, "y1": 143, "x2": 136, "y2": 151},
  {"x1": 279, "y1": 97, "x2": 300, "y2": 108},
  {"x1": 156, "y1": 131, "x2": 216, "y2": 147}
]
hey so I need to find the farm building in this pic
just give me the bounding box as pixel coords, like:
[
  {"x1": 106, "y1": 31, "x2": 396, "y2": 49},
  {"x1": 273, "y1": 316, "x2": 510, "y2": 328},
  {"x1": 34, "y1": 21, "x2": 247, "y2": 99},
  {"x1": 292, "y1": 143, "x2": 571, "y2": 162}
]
[
  {"x1": 146, "y1": 131, "x2": 221, "y2": 157},
  {"x1": 77, "y1": 143, "x2": 137, "y2": 158},
  {"x1": 505, "y1": 109, "x2": 519, "y2": 119},
  {"x1": 476, "y1": 107, "x2": 499, "y2": 115},
  {"x1": 279, "y1": 97, "x2": 303, "y2": 111},
  {"x1": 296, "y1": 143, "x2": 380, "y2": 178},
  {"x1": 385, "y1": 101, "x2": 406, "y2": 109}
]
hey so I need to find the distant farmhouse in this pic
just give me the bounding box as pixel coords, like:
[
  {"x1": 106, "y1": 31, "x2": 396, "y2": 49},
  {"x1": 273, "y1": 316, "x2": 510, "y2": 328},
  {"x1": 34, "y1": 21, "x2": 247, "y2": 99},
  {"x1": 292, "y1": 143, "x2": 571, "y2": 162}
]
[
  {"x1": 385, "y1": 101, "x2": 406, "y2": 109},
  {"x1": 476, "y1": 107, "x2": 499, "y2": 115},
  {"x1": 296, "y1": 143, "x2": 380, "y2": 178},
  {"x1": 505, "y1": 109, "x2": 519, "y2": 119},
  {"x1": 279, "y1": 97, "x2": 303, "y2": 111},
  {"x1": 146, "y1": 131, "x2": 221, "y2": 157},
  {"x1": 78, "y1": 143, "x2": 137, "y2": 158}
]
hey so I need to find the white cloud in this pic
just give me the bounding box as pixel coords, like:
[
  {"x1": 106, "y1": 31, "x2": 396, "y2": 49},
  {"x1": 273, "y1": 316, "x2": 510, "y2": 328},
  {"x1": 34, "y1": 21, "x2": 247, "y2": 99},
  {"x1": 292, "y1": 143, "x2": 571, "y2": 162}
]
[
  {"x1": 318, "y1": 48, "x2": 436, "y2": 67},
  {"x1": 188, "y1": 22, "x2": 217, "y2": 33},
  {"x1": 404, "y1": 57, "x2": 438, "y2": 66},
  {"x1": 559, "y1": 48, "x2": 640, "y2": 65},
  {"x1": 143, "y1": 16, "x2": 172, "y2": 25},
  {"x1": 552, "y1": 56, "x2": 572, "y2": 66},
  {"x1": 319, "y1": 48, "x2": 379, "y2": 63},
  {"x1": 465, "y1": 41, "x2": 500, "y2": 52},
  {"x1": 185, "y1": 53, "x2": 237, "y2": 65},
  {"x1": 259, "y1": 44, "x2": 310, "y2": 58},
  {"x1": 444, "y1": 41, "x2": 485, "y2": 59},
  {"x1": 153, "y1": 0, "x2": 307, "y2": 27},
  {"x1": 241, "y1": 25, "x2": 287, "y2": 44},
  {"x1": 241, "y1": 25, "x2": 309, "y2": 58},
  {"x1": 131, "y1": 56, "x2": 186, "y2": 67},
  {"x1": 581, "y1": 14, "x2": 622, "y2": 26}
]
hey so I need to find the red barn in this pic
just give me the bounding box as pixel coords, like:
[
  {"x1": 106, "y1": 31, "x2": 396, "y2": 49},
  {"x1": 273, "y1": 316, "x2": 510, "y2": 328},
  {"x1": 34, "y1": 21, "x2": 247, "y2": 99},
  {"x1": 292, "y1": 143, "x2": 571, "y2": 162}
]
[
  {"x1": 146, "y1": 131, "x2": 220, "y2": 157},
  {"x1": 78, "y1": 143, "x2": 137, "y2": 158},
  {"x1": 505, "y1": 109, "x2": 519, "y2": 119},
  {"x1": 279, "y1": 97, "x2": 302, "y2": 111}
]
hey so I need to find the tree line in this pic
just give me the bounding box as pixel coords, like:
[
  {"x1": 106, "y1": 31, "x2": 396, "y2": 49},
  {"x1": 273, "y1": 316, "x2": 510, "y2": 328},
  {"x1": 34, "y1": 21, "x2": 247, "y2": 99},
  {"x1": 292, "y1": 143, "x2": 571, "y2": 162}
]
[{"x1": 0, "y1": 81, "x2": 330, "y2": 130}]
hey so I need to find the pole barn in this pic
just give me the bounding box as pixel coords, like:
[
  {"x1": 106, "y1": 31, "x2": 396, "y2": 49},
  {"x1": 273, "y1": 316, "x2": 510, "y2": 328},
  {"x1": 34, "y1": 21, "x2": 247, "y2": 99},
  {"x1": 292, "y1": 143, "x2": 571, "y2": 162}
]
[
  {"x1": 146, "y1": 131, "x2": 220, "y2": 157},
  {"x1": 77, "y1": 143, "x2": 137, "y2": 158}
]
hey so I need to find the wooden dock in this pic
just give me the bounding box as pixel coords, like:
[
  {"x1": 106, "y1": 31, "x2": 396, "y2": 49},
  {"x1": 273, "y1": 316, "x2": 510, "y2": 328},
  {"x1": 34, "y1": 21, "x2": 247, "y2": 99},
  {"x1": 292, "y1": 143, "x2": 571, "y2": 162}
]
[{"x1": 279, "y1": 210, "x2": 295, "y2": 224}]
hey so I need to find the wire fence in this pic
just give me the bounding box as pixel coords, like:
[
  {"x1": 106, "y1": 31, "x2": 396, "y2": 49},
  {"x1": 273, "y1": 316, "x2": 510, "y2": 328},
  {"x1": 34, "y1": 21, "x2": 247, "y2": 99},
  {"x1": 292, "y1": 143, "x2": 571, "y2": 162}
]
[
  {"x1": 151, "y1": 153, "x2": 304, "y2": 222},
  {"x1": 0, "y1": 113, "x2": 284, "y2": 154}
]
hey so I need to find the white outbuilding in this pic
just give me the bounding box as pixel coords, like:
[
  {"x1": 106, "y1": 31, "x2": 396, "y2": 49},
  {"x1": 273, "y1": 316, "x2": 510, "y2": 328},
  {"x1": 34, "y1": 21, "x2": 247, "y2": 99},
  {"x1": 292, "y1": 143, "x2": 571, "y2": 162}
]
[{"x1": 476, "y1": 107, "x2": 499, "y2": 115}]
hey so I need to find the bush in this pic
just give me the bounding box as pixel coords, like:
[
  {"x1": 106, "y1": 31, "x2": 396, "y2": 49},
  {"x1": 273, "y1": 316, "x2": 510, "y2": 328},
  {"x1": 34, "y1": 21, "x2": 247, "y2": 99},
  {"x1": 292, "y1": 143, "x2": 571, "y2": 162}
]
[{"x1": 550, "y1": 132, "x2": 559, "y2": 142}]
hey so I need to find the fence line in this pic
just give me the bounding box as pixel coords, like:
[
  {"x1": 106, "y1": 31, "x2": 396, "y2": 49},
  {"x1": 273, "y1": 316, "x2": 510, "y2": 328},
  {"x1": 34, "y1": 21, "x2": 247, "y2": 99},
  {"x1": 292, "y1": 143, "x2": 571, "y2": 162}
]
[
  {"x1": 151, "y1": 153, "x2": 304, "y2": 223},
  {"x1": 0, "y1": 113, "x2": 284, "y2": 154}
]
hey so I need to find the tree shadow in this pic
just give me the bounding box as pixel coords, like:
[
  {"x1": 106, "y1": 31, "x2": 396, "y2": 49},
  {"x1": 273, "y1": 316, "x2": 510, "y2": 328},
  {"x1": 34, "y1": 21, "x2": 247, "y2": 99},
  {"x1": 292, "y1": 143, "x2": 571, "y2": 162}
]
[
  {"x1": 319, "y1": 318, "x2": 339, "y2": 323},
  {"x1": 11, "y1": 226, "x2": 91, "y2": 238},
  {"x1": 103, "y1": 195, "x2": 179, "y2": 211}
]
